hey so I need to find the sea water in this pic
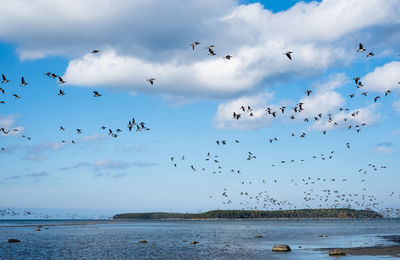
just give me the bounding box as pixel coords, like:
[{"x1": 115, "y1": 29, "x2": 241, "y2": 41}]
[{"x1": 1, "y1": 219, "x2": 399, "y2": 259}]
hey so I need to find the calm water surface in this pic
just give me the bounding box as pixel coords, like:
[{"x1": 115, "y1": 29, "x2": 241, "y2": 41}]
[{"x1": 1, "y1": 219, "x2": 399, "y2": 259}]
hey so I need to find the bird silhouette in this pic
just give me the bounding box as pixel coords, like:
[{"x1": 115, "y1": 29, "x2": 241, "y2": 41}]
[
  {"x1": 21, "y1": 77, "x2": 28, "y2": 86},
  {"x1": 190, "y1": 41, "x2": 200, "y2": 50},
  {"x1": 1, "y1": 74, "x2": 9, "y2": 83},
  {"x1": 357, "y1": 43, "x2": 366, "y2": 52},
  {"x1": 284, "y1": 51, "x2": 293, "y2": 60}
]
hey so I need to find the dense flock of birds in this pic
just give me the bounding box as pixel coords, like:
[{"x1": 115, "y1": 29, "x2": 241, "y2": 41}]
[
  {"x1": 170, "y1": 42, "x2": 398, "y2": 217},
  {"x1": 0, "y1": 41, "x2": 399, "y2": 218}
]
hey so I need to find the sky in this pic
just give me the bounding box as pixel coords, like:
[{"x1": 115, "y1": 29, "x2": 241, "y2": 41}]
[{"x1": 0, "y1": 0, "x2": 400, "y2": 218}]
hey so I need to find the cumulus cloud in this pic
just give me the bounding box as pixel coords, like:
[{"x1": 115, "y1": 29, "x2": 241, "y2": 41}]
[
  {"x1": 62, "y1": 0, "x2": 400, "y2": 98},
  {"x1": 213, "y1": 92, "x2": 274, "y2": 130},
  {"x1": 311, "y1": 105, "x2": 379, "y2": 131},
  {"x1": 0, "y1": 0, "x2": 235, "y2": 60},
  {"x1": 299, "y1": 91, "x2": 345, "y2": 118},
  {"x1": 63, "y1": 41, "x2": 341, "y2": 98},
  {"x1": 0, "y1": 0, "x2": 397, "y2": 98},
  {"x1": 212, "y1": 73, "x2": 352, "y2": 130},
  {"x1": 362, "y1": 61, "x2": 400, "y2": 93}
]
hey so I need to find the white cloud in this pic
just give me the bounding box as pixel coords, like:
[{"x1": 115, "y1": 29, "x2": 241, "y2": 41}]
[
  {"x1": 0, "y1": 0, "x2": 236, "y2": 60},
  {"x1": 0, "y1": 0, "x2": 398, "y2": 98},
  {"x1": 293, "y1": 73, "x2": 348, "y2": 118},
  {"x1": 63, "y1": 42, "x2": 340, "y2": 98},
  {"x1": 213, "y1": 74, "x2": 352, "y2": 130},
  {"x1": 213, "y1": 92, "x2": 274, "y2": 130},
  {"x1": 0, "y1": 114, "x2": 24, "y2": 137},
  {"x1": 362, "y1": 61, "x2": 400, "y2": 93},
  {"x1": 311, "y1": 105, "x2": 379, "y2": 131},
  {"x1": 299, "y1": 91, "x2": 345, "y2": 118},
  {"x1": 223, "y1": 0, "x2": 400, "y2": 44}
]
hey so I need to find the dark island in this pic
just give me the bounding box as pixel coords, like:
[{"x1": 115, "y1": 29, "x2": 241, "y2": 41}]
[{"x1": 113, "y1": 209, "x2": 382, "y2": 220}]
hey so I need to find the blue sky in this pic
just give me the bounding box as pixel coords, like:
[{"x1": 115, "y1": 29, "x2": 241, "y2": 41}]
[{"x1": 1, "y1": 0, "x2": 400, "y2": 218}]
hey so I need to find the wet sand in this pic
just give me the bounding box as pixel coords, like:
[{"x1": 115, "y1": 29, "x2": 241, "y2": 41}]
[{"x1": 316, "y1": 235, "x2": 400, "y2": 257}]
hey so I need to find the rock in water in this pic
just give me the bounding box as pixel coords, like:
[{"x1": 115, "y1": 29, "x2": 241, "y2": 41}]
[
  {"x1": 8, "y1": 239, "x2": 20, "y2": 243},
  {"x1": 139, "y1": 240, "x2": 147, "y2": 243},
  {"x1": 272, "y1": 244, "x2": 291, "y2": 252},
  {"x1": 329, "y1": 248, "x2": 346, "y2": 256}
]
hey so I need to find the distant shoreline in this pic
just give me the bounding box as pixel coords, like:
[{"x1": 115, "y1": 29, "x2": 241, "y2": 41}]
[{"x1": 113, "y1": 208, "x2": 383, "y2": 220}]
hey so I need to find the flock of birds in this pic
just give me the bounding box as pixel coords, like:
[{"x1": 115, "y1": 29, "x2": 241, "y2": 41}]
[
  {"x1": 0, "y1": 41, "x2": 399, "y2": 218},
  {"x1": 0, "y1": 51, "x2": 154, "y2": 149},
  {"x1": 169, "y1": 42, "x2": 398, "y2": 216}
]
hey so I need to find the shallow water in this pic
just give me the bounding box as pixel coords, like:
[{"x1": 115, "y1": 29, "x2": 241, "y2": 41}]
[{"x1": 1, "y1": 219, "x2": 399, "y2": 259}]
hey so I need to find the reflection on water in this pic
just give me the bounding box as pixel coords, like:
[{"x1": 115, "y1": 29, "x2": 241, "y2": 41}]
[{"x1": 1, "y1": 219, "x2": 399, "y2": 259}]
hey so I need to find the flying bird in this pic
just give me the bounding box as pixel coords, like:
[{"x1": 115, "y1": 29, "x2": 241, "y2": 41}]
[
  {"x1": 284, "y1": 51, "x2": 293, "y2": 60},
  {"x1": 357, "y1": 43, "x2": 366, "y2": 52},
  {"x1": 58, "y1": 77, "x2": 66, "y2": 84},
  {"x1": 58, "y1": 89, "x2": 65, "y2": 96},
  {"x1": 1, "y1": 74, "x2": 9, "y2": 83},
  {"x1": 147, "y1": 78, "x2": 155, "y2": 85},
  {"x1": 190, "y1": 41, "x2": 200, "y2": 50},
  {"x1": 207, "y1": 46, "x2": 216, "y2": 56},
  {"x1": 93, "y1": 91, "x2": 102, "y2": 97},
  {"x1": 21, "y1": 77, "x2": 28, "y2": 86},
  {"x1": 91, "y1": 50, "x2": 101, "y2": 54},
  {"x1": 223, "y1": 55, "x2": 232, "y2": 60}
]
